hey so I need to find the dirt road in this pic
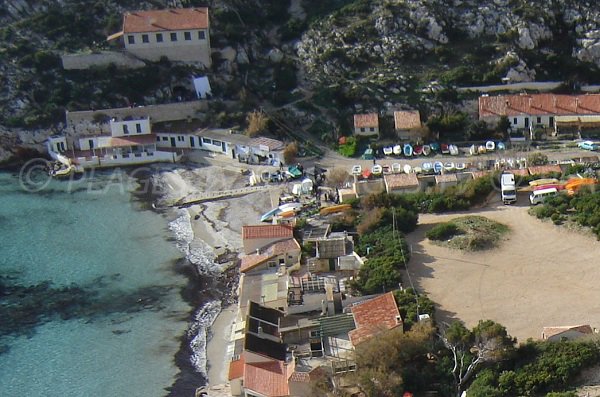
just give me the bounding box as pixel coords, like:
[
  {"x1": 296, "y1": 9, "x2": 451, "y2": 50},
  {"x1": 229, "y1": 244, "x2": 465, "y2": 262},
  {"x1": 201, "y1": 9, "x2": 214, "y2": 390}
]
[{"x1": 404, "y1": 194, "x2": 600, "y2": 342}]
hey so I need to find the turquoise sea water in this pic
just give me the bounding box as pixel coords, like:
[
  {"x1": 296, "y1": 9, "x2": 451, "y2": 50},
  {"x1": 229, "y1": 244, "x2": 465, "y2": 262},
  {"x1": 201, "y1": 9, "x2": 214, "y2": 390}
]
[{"x1": 0, "y1": 170, "x2": 192, "y2": 397}]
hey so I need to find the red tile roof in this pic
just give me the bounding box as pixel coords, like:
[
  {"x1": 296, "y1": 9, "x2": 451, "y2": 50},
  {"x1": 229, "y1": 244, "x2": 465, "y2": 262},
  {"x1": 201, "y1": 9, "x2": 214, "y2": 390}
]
[
  {"x1": 509, "y1": 168, "x2": 530, "y2": 176},
  {"x1": 527, "y1": 165, "x2": 562, "y2": 175},
  {"x1": 394, "y1": 110, "x2": 422, "y2": 130},
  {"x1": 384, "y1": 173, "x2": 419, "y2": 189},
  {"x1": 348, "y1": 292, "x2": 402, "y2": 346},
  {"x1": 244, "y1": 361, "x2": 290, "y2": 397},
  {"x1": 242, "y1": 225, "x2": 294, "y2": 240},
  {"x1": 542, "y1": 325, "x2": 593, "y2": 340},
  {"x1": 479, "y1": 94, "x2": 600, "y2": 118},
  {"x1": 123, "y1": 8, "x2": 209, "y2": 33},
  {"x1": 354, "y1": 113, "x2": 379, "y2": 128},
  {"x1": 240, "y1": 238, "x2": 300, "y2": 273},
  {"x1": 228, "y1": 357, "x2": 245, "y2": 380}
]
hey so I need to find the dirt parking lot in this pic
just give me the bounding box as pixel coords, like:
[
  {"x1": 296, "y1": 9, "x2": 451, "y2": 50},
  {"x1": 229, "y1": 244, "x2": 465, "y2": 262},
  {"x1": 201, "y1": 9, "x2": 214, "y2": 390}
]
[{"x1": 405, "y1": 193, "x2": 600, "y2": 342}]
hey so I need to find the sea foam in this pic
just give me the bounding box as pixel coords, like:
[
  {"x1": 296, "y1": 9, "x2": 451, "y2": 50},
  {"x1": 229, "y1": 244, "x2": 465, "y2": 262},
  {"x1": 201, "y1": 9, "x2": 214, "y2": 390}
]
[{"x1": 188, "y1": 300, "x2": 222, "y2": 375}]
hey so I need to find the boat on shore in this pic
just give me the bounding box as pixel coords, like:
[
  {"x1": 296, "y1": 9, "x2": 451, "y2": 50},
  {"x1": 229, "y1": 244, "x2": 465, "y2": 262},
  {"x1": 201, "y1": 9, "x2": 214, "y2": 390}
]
[
  {"x1": 478, "y1": 145, "x2": 487, "y2": 154},
  {"x1": 382, "y1": 165, "x2": 392, "y2": 174},
  {"x1": 441, "y1": 143, "x2": 450, "y2": 154},
  {"x1": 529, "y1": 178, "x2": 559, "y2": 187},
  {"x1": 433, "y1": 161, "x2": 443, "y2": 174},
  {"x1": 422, "y1": 145, "x2": 431, "y2": 156},
  {"x1": 404, "y1": 164, "x2": 412, "y2": 174},
  {"x1": 486, "y1": 141, "x2": 496, "y2": 151},
  {"x1": 383, "y1": 146, "x2": 393, "y2": 156},
  {"x1": 422, "y1": 162, "x2": 433, "y2": 172},
  {"x1": 469, "y1": 144, "x2": 477, "y2": 156},
  {"x1": 403, "y1": 143, "x2": 413, "y2": 157},
  {"x1": 392, "y1": 163, "x2": 402, "y2": 173},
  {"x1": 393, "y1": 145, "x2": 402, "y2": 156},
  {"x1": 444, "y1": 162, "x2": 455, "y2": 171},
  {"x1": 455, "y1": 162, "x2": 466, "y2": 171},
  {"x1": 430, "y1": 142, "x2": 440, "y2": 153},
  {"x1": 319, "y1": 204, "x2": 352, "y2": 216},
  {"x1": 372, "y1": 164, "x2": 383, "y2": 175},
  {"x1": 497, "y1": 142, "x2": 506, "y2": 150},
  {"x1": 413, "y1": 145, "x2": 423, "y2": 156},
  {"x1": 449, "y1": 144, "x2": 459, "y2": 156}
]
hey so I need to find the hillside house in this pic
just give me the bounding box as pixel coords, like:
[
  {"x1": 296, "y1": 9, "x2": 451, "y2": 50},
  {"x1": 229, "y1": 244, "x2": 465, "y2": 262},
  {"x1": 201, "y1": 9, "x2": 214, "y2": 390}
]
[
  {"x1": 309, "y1": 232, "x2": 363, "y2": 274},
  {"x1": 240, "y1": 238, "x2": 301, "y2": 274},
  {"x1": 353, "y1": 113, "x2": 379, "y2": 137},
  {"x1": 541, "y1": 325, "x2": 594, "y2": 342},
  {"x1": 384, "y1": 173, "x2": 420, "y2": 194},
  {"x1": 242, "y1": 224, "x2": 294, "y2": 255},
  {"x1": 394, "y1": 110, "x2": 424, "y2": 140},
  {"x1": 478, "y1": 93, "x2": 600, "y2": 139},
  {"x1": 107, "y1": 8, "x2": 211, "y2": 67},
  {"x1": 348, "y1": 292, "x2": 403, "y2": 346}
]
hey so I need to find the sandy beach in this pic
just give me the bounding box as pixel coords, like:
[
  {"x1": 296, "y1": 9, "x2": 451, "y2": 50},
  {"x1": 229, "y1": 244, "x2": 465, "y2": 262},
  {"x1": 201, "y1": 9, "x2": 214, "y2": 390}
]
[{"x1": 157, "y1": 153, "x2": 280, "y2": 389}]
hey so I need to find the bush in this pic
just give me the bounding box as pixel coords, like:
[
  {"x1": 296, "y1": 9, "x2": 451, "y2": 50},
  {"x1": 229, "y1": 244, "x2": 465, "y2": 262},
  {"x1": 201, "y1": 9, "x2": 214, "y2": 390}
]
[
  {"x1": 426, "y1": 222, "x2": 460, "y2": 241},
  {"x1": 338, "y1": 136, "x2": 357, "y2": 157}
]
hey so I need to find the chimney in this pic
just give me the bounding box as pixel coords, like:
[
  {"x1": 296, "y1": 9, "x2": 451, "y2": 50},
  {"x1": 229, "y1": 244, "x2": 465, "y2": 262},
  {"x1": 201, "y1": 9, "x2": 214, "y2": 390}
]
[
  {"x1": 256, "y1": 248, "x2": 260, "y2": 255},
  {"x1": 258, "y1": 326, "x2": 263, "y2": 335},
  {"x1": 395, "y1": 315, "x2": 402, "y2": 324}
]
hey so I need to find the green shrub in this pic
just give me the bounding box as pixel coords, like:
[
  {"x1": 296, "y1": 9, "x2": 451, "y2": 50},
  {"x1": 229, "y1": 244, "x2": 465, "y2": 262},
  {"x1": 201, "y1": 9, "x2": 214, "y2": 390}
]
[
  {"x1": 338, "y1": 136, "x2": 357, "y2": 157},
  {"x1": 426, "y1": 222, "x2": 460, "y2": 241}
]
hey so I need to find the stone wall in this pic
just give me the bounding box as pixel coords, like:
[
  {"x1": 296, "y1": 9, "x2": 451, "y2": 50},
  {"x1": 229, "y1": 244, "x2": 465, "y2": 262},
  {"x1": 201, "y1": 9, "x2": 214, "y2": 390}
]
[{"x1": 61, "y1": 51, "x2": 146, "y2": 70}]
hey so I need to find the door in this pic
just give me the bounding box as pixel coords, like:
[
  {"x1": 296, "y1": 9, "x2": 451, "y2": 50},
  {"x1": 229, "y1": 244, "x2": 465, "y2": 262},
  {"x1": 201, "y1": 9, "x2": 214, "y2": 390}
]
[
  {"x1": 190, "y1": 136, "x2": 195, "y2": 148},
  {"x1": 524, "y1": 117, "x2": 529, "y2": 128},
  {"x1": 221, "y1": 141, "x2": 226, "y2": 152},
  {"x1": 170, "y1": 137, "x2": 176, "y2": 147},
  {"x1": 88, "y1": 139, "x2": 94, "y2": 149}
]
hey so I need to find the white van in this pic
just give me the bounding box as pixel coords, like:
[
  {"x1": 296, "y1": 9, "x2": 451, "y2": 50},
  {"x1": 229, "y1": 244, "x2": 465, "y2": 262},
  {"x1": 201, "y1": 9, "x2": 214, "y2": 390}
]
[{"x1": 529, "y1": 187, "x2": 558, "y2": 205}]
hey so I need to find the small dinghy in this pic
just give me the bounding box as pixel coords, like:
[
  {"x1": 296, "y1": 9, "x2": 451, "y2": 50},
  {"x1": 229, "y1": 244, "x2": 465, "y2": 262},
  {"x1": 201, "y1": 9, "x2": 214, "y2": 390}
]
[
  {"x1": 478, "y1": 145, "x2": 487, "y2": 154},
  {"x1": 497, "y1": 141, "x2": 506, "y2": 150},
  {"x1": 486, "y1": 141, "x2": 496, "y2": 151},
  {"x1": 449, "y1": 144, "x2": 459, "y2": 156},
  {"x1": 403, "y1": 164, "x2": 413, "y2": 174},
  {"x1": 393, "y1": 145, "x2": 402, "y2": 156},
  {"x1": 382, "y1": 164, "x2": 392, "y2": 174},
  {"x1": 351, "y1": 165, "x2": 362, "y2": 175},
  {"x1": 413, "y1": 166, "x2": 422, "y2": 174},
  {"x1": 422, "y1": 162, "x2": 433, "y2": 172},
  {"x1": 383, "y1": 146, "x2": 393, "y2": 156},
  {"x1": 444, "y1": 162, "x2": 455, "y2": 171},
  {"x1": 433, "y1": 161, "x2": 444, "y2": 174},
  {"x1": 413, "y1": 145, "x2": 423, "y2": 155},
  {"x1": 441, "y1": 143, "x2": 450, "y2": 154},
  {"x1": 430, "y1": 142, "x2": 440, "y2": 153},
  {"x1": 372, "y1": 164, "x2": 383, "y2": 175},
  {"x1": 392, "y1": 163, "x2": 402, "y2": 173},
  {"x1": 403, "y1": 143, "x2": 413, "y2": 157},
  {"x1": 469, "y1": 144, "x2": 477, "y2": 156},
  {"x1": 422, "y1": 145, "x2": 431, "y2": 156},
  {"x1": 455, "y1": 162, "x2": 466, "y2": 171}
]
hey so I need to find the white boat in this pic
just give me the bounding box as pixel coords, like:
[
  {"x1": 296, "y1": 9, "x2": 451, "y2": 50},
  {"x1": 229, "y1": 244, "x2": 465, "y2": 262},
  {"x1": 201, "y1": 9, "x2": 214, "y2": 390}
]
[
  {"x1": 449, "y1": 145, "x2": 459, "y2": 156},
  {"x1": 279, "y1": 202, "x2": 302, "y2": 212},
  {"x1": 261, "y1": 207, "x2": 281, "y2": 222},
  {"x1": 383, "y1": 146, "x2": 393, "y2": 156},
  {"x1": 351, "y1": 165, "x2": 362, "y2": 175},
  {"x1": 422, "y1": 162, "x2": 433, "y2": 172},
  {"x1": 497, "y1": 142, "x2": 506, "y2": 150},
  {"x1": 393, "y1": 145, "x2": 402, "y2": 156},
  {"x1": 391, "y1": 163, "x2": 402, "y2": 173},
  {"x1": 422, "y1": 145, "x2": 431, "y2": 156},
  {"x1": 403, "y1": 164, "x2": 412, "y2": 174},
  {"x1": 382, "y1": 165, "x2": 392, "y2": 174},
  {"x1": 372, "y1": 164, "x2": 383, "y2": 175},
  {"x1": 455, "y1": 162, "x2": 466, "y2": 171},
  {"x1": 469, "y1": 144, "x2": 477, "y2": 156},
  {"x1": 413, "y1": 166, "x2": 422, "y2": 174},
  {"x1": 486, "y1": 141, "x2": 495, "y2": 151},
  {"x1": 444, "y1": 162, "x2": 455, "y2": 171}
]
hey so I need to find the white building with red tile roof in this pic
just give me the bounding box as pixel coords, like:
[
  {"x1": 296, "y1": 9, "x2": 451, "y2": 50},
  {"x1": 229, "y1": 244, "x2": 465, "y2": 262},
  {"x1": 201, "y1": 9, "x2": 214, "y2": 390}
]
[
  {"x1": 242, "y1": 224, "x2": 294, "y2": 254},
  {"x1": 478, "y1": 93, "x2": 600, "y2": 134},
  {"x1": 348, "y1": 292, "x2": 403, "y2": 346},
  {"x1": 394, "y1": 110, "x2": 424, "y2": 140},
  {"x1": 353, "y1": 113, "x2": 380, "y2": 137},
  {"x1": 107, "y1": 8, "x2": 211, "y2": 67},
  {"x1": 240, "y1": 238, "x2": 301, "y2": 273}
]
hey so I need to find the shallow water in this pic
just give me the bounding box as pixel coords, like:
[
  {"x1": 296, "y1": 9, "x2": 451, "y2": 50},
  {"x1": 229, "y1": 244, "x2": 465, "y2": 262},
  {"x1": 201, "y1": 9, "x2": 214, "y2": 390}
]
[{"x1": 0, "y1": 170, "x2": 192, "y2": 397}]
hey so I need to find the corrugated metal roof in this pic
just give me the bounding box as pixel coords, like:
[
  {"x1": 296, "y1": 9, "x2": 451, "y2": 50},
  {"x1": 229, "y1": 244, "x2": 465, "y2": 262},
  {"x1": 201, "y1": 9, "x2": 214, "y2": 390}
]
[{"x1": 318, "y1": 313, "x2": 356, "y2": 337}]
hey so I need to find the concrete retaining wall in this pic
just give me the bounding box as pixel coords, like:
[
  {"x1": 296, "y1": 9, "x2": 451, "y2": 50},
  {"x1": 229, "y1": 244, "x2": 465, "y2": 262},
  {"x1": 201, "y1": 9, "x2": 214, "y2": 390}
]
[{"x1": 61, "y1": 51, "x2": 145, "y2": 70}]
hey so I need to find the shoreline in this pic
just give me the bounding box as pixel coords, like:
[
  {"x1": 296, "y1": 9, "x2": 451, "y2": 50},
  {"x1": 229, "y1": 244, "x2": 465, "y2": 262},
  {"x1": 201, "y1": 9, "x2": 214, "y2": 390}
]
[{"x1": 150, "y1": 161, "x2": 274, "y2": 393}]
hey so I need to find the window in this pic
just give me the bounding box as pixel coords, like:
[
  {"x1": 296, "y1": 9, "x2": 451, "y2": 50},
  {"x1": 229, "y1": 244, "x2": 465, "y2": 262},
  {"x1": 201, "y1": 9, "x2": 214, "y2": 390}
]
[
  {"x1": 170, "y1": 32, "x2": 177, "y2": 41},
  {"x1": 123, "y1": 125, "x2": 129, "y2": 135},
  {"x1": 184, "y1": 31, "x2": 191, "y2": 41},
  {"x1": 156, "y1": 136, "x2": 160, "y2": 142},
  {"x1": 212, "y1": 139, "x2": 222, "y2": 146},
  {"x1": 156, "y1": 33, "x2": 163, "y2": 42},
  {"x1": 177, "y1": 136, "x2": 184, "y2": 142},
  {"x1": 537, "y1": 116, "x2": 541, "y2": 123},
  {"x1": 198, "y1": 30, "x2": 206, "y2": 40},
  {"x1": 513, "y1": 118, "x2": 517, "y2": 125},
  {"x1": 142, "y1": 34, "x2": 149, "y2": 43},
  {"x1": 162, "y1": 137, "x2": 168, "y2": 141},
  {"x1": 370, "y1": 127, "x2": 375, "y2": 132},
  {"x1": 202, "y1": 137, "x2": 212, "y2": 144},
  {"x1": 549, "y1": 116, "x2": 555, "y2": 127},
  {"x1": 360, "y1": 127, "x2": 365, "y2": 132},
  {"x1": 127, "y1": 35, "x2": 135, "y2": 44},
  {"x1": 136, "y1": 123, "x2": 142, "y2": 133}
]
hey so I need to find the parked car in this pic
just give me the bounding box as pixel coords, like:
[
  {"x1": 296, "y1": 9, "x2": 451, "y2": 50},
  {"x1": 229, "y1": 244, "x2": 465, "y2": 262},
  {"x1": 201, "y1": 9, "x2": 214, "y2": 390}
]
[{"x1": 578, "y1": 141, "x2": 598, "y2": 151}]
